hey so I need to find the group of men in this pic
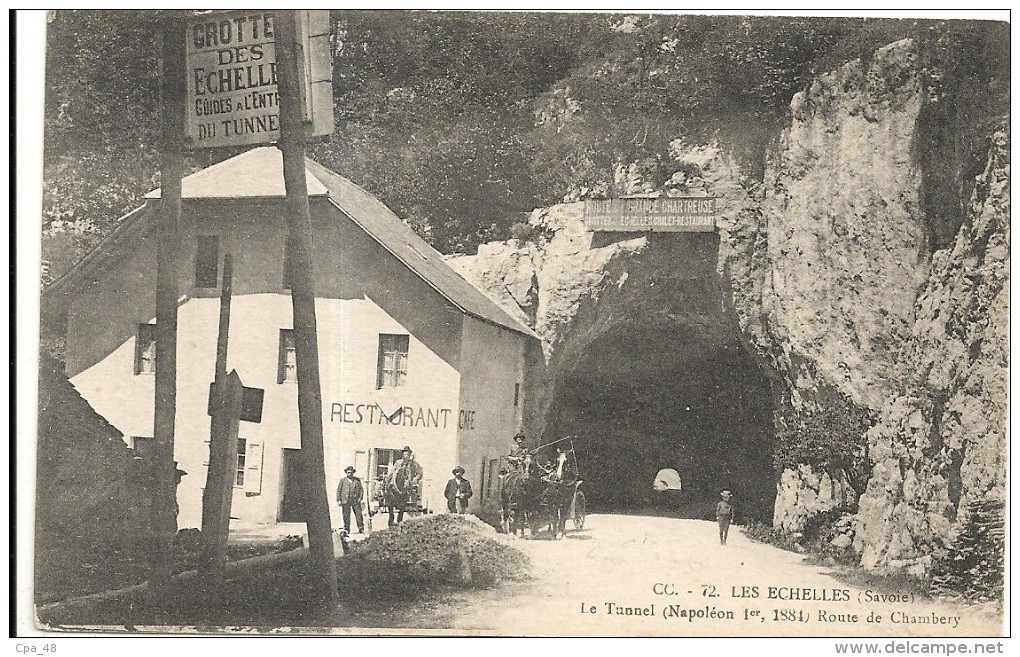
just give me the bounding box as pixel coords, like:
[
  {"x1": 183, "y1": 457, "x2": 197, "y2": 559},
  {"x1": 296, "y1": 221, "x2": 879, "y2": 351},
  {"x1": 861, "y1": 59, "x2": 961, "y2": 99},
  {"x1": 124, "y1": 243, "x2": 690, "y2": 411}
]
[
  {"x1": 335, "y1": 434, "x2": 737, "y2": 544},
  {"x1": 334, "y1": 444, "x2": 476, "y2": 535}
]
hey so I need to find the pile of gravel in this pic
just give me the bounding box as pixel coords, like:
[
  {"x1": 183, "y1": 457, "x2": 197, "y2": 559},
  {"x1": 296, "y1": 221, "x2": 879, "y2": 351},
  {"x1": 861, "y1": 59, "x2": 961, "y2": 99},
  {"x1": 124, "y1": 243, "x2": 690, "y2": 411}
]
[{"x1": 339, "y1": 514, "x2": 532, "y2": 589}]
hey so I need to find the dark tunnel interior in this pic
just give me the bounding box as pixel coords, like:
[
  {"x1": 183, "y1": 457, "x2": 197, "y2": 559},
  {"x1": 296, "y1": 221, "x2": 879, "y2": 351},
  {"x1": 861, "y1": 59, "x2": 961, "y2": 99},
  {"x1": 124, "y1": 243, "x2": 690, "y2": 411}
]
[{"x1": 544, "y1": 319, "x2": 776, "y2": 523}]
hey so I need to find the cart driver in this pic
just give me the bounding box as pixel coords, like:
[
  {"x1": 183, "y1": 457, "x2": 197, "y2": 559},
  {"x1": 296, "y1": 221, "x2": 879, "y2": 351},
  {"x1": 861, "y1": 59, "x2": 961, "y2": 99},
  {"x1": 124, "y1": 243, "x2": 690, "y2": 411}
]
[{"x1": 507, "y1": 432, "x2": 530, "y2": 473}]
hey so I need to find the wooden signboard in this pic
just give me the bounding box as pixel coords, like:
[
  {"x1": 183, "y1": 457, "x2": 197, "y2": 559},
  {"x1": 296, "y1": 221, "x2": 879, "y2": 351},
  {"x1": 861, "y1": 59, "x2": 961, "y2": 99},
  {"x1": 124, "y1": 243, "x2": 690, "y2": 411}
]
[{"x1": 184, "y1": 10, "x2": 332, "y2": 149}]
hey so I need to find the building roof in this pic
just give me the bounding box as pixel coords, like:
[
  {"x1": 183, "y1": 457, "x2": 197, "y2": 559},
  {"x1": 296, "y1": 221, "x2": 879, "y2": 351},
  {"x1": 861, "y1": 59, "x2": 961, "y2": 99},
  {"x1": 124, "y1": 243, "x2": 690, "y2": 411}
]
[
  {"x1": 45, "y1": 147, "x2": 538, "y2": 340},
  {"x1": 145, "y1": 147, "x2": 328, "y2": 199},
  {"x1": 305, "y1": 157, "x2": 538, "y2": 340}
]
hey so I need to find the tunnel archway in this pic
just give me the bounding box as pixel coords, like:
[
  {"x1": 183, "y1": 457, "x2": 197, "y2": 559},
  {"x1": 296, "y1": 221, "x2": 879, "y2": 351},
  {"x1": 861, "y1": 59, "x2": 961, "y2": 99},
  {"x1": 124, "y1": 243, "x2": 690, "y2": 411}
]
[{"x1": 542, "y1": 314, "x2": 776, "y2": 523}]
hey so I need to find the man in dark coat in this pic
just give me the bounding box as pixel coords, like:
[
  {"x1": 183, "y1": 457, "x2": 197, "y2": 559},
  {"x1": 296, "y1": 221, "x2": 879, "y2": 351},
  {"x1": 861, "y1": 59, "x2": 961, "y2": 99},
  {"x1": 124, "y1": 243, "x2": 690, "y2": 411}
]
[
  {"x1": 336, "y1": 465, "x2": 365, "y2": 534},
  {"x1": 507, "y1": 432, "x2": 529, "y2": 473},
  {"x1": 444, "y1": 466, "x2": 473, "y2": 514}
]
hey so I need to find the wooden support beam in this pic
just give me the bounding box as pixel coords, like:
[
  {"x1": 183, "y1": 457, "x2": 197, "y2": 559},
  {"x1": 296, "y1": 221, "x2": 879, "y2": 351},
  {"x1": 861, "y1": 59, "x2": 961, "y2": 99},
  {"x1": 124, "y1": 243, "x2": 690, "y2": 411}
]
[
  {"x1": 275, "y1": 10, "x2": 340, "y2": 613},
  {"x1": 151, "y1": 14, "x2": 186, "y2": 591},
  {"x1": 201, "y1": 254, "x2": 239, "y2": 575}
]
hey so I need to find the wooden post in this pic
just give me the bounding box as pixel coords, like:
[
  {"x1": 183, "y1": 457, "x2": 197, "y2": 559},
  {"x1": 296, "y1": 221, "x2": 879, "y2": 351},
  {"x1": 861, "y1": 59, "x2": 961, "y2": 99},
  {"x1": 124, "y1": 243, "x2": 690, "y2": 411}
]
[
  {"x1": 213, "y1": 254, "x2": 233, "y2": 382},
  {"x1": 275, "y1": 11, "x2": 340, "y2": 612},
  {"x1": 202, "y1": 370, "x2": 244, "y2": 570},
  {"x1": 151, "y1": 14, "x2": 186, "y2": 590},
  {"x1": 201, "y1": 254, "x2": 239, "y2": 575}
]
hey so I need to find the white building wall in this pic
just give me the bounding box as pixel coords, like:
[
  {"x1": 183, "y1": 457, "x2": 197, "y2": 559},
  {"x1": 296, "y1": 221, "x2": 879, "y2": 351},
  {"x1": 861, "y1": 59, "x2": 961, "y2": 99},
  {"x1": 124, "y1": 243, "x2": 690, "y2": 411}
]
[
  {"x1": 70, "y1": 293, "x2": 462, "y2": 529},
  {"x1": 320, "y1": 296, "x2": 461, "y2": 526},
  {"x1": 456, "y1": 317, "x2": 527, "y2": 513},
  {"x1": 61, "y1": 196, "x2": 527, "y2": 530}
]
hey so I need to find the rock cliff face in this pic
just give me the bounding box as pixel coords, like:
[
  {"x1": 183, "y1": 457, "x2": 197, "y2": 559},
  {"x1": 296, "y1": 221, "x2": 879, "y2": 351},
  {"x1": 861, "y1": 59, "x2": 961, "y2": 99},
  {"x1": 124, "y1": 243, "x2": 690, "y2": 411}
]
[
  {"x1": 853, "y1": 127, "x2": 1009, "y2": 575},
  {"x1": 447, "y1": 38, "x2": 1008, "y2": 573}
]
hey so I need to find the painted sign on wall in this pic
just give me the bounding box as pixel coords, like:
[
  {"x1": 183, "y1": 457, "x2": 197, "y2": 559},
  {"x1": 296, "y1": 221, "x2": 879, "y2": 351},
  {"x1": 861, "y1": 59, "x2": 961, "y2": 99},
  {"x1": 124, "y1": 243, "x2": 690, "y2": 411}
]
[
  {"x1": 330, "y1": 403, "x2": 476, "y2": 430},
  {"x1": 185, "y1": 10, "x2": 333, "y2": 149},
  {"x1": 583, "y1": 197, "x2": 717, "y2": 232}
]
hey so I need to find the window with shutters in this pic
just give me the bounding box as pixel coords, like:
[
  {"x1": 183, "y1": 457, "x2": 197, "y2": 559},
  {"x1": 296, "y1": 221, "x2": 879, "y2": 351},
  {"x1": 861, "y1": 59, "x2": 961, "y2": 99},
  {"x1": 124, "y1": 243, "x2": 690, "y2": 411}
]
[
  {"x1": 195, "y1": 235, "x2": 220, "y2": 288},
  {"x1": 235, "y1": 437, "x2": 247, "y2": 486},
  {"x1": 372, "y1": 448, "x2": 404, "y2": 482},
  {"x1": 278, "y1": 329, "x2": 296, "y2": 383},
  {"x1": 135, "y1": 323, "x2": 156, "y2": 374},
  {"x1": 376, "y1": 334, "x2": 409, "y2": 388}
]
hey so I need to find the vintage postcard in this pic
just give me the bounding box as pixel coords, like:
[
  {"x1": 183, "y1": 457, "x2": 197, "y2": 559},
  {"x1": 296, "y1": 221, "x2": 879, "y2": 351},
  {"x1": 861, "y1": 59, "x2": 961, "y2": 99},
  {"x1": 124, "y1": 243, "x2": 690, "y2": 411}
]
[{"x1": 19, "y1": 9, "x2": 1009, "y2": 644}]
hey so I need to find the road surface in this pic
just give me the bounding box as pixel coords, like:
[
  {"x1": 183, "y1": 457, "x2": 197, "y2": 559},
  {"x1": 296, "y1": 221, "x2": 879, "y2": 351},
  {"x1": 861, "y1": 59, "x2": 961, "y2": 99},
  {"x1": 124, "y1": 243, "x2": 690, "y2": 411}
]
[{"x1": 388, "y1": 514, "x2": 1002, "y2": 637}]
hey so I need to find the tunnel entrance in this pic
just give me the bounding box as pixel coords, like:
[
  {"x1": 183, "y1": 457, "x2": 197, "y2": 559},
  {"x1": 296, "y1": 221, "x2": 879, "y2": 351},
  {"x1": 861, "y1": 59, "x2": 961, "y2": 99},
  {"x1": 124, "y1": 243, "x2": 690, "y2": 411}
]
[{"x1": 544, "y1": 317, "x2": 776, "y2": 523}]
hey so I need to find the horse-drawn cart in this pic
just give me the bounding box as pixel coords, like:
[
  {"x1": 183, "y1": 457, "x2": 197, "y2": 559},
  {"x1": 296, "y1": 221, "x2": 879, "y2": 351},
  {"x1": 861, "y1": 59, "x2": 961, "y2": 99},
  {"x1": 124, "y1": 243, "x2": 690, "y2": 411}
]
[{"x1": 499, "y1": 437, "x2": 587, "y2": 539}]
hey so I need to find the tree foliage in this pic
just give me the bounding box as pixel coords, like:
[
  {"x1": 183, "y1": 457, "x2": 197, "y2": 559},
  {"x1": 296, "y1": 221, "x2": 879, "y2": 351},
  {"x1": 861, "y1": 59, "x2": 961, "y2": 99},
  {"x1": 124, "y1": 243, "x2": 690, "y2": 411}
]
[
  {"x1": 773, "y1": 388, "x2": 875, "y2": 494},
  {"x1": 42, "y1": 12, "x2": 1007, "y2": 269},
  {"x1": 929, "y1": 498, "x2": 1005, "y2": 602}
]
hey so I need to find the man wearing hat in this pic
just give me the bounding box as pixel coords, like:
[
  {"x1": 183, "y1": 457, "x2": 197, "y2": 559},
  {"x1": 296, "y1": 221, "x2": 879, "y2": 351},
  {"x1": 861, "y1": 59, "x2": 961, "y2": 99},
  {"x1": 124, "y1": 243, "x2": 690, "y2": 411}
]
[
  {"x1": 507, "y1": 432, "x2": 529, "y2": 474},
  {"x1": 444, "y1": 466, "x2": 473, "y2": 514},
  {"x1": 387, "y1": 446, "x2": 424, "y2": 525},
  {"x1": 336, "y1": 465, "x2": 365, "y2": 534},
  {"x1": 716, "y1": 490, "x2": 735, "y2": 545}
]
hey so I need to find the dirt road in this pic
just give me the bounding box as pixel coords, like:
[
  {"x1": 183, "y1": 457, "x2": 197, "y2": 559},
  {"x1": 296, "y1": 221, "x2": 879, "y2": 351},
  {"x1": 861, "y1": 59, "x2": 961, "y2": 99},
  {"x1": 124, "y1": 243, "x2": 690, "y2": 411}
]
[{"x1": 402, "y1": 514, "x2": 1002, "y2": 637}]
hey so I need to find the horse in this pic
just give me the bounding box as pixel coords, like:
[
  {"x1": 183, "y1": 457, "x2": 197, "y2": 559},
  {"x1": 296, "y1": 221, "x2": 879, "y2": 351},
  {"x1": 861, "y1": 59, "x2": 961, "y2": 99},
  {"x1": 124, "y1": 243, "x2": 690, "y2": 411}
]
[
  {"x1": 384, "y1": 464, "x2": 422, "y2": 526},
  {"x1": 541, "y1": 450, "x2": 579, "y2": 539},
  {"x1": 500, "y1": 454, "x2": 545, "y2": 538},
  {"x1": 541, "y1": 479, "x2": 580, "y2": 539}
]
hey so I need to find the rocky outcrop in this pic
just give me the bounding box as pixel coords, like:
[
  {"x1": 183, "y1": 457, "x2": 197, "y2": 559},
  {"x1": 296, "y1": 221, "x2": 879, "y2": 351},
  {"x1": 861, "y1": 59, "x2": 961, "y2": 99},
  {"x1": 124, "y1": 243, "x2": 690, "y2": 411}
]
[
  {"x1": 36, "y1": 353, "x2": 155, "y2": 600},
  {"x1": 448, "y1": 38, "x2": 1007, "y2": 575},
  {"x1": 854, "y1": 126, "x2": 1009, "y2": 575},
  {"x1": 756, "y1": 39, "x2": 929, "y2": 412},
  {"x1": 774, "y1": 465, "x2": 857, "y2": 535}
]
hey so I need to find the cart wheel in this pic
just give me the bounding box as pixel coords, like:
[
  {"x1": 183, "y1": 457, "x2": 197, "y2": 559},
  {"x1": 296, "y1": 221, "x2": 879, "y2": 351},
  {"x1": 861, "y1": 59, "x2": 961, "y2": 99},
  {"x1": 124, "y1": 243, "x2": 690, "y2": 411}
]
[{"x1": 573, "y1": 491, "x2": 587, "y2": 530}]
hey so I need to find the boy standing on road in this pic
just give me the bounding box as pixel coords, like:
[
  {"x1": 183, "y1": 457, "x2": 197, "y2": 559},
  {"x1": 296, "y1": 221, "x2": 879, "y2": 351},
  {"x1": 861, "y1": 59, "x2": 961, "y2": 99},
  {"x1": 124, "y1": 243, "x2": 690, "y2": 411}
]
[{"x1": 717, "y1": 490, "x2": 734, "y2": 545}]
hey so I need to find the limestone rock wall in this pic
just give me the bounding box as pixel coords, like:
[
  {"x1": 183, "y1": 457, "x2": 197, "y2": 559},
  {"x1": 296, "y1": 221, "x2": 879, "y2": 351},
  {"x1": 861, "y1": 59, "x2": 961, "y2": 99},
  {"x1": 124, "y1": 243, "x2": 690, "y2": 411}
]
[
  {"x1": 853, "y1": 126, "x2": 1009, "y2": 575},
  {"x1": 773, "y1": 465, "x2": 858, "y2": 535},
  {"x1": 447, "y1": 38, "x2": 1008, "y2": 574},
  {"x1": 757, "y1": 39, "x2": 929, "y2": 412}
]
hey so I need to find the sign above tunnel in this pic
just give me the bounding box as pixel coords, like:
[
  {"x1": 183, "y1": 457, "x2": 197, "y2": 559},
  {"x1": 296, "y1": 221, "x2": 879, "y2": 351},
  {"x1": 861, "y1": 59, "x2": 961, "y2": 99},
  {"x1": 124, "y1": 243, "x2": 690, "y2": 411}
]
[{"x1": 583, "y1": 197, "x2": 717, "y2": 232}]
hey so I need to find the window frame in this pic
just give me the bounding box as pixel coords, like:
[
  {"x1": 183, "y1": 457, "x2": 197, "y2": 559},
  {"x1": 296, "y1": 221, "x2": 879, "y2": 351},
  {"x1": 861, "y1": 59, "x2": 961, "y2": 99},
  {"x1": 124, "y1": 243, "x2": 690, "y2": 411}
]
[
  {"x1": 372, "y1": 448, "x2": 404, "y2": 483},
  {"x1": 376, "y1": 334, "x2": 410, "y2": 389},
  {"x1": 235, "y1": 437, "x2": 247, "y2": 487}
]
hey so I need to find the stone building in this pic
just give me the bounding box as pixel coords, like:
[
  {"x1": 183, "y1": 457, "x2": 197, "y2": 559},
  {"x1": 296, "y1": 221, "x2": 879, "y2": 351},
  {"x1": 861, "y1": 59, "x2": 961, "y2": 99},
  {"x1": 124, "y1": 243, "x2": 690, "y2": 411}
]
[{"x1": 43, "y1": 146, "x2": 539, "y2": 530}]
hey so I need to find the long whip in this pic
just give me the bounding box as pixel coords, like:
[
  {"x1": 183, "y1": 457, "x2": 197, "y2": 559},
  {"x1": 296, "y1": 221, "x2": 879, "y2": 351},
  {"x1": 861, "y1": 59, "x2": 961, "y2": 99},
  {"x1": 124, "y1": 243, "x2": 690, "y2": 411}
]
[{"x1": 529, "y1": 436, "x2": 573, "y2": 452}]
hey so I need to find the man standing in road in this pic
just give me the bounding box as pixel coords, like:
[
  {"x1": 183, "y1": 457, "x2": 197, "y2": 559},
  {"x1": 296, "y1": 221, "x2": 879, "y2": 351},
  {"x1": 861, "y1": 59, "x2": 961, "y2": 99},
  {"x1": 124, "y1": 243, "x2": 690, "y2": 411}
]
[
  {"x1": 445, "y1": 466, "x2": 473, "y2": 514},
  {"x1": 717, "y1": 490, "x2": 734, "y2": 545},
  {"x1": 336, "y1": 466, "x2": 365, "y2": 534}
]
